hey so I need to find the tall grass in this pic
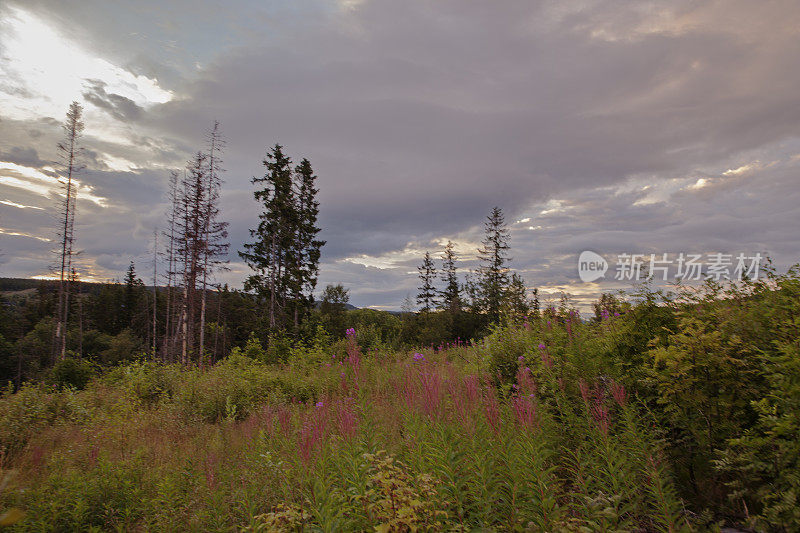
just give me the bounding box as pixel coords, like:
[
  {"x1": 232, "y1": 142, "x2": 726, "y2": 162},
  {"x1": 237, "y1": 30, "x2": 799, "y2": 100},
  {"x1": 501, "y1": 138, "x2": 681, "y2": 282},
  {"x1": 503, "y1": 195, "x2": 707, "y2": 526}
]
[{"x1": 0, "y1": 336, "x2": 690, "y2": 531}]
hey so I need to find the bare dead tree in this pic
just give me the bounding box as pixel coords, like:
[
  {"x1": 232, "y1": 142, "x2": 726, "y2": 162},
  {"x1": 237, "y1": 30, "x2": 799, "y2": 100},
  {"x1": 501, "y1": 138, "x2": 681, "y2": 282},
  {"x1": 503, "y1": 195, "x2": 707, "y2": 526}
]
[
  {"x1": 74, "y1": 268, "x2": 83, "y2": 356},
  {"x1": 162, "y1": 170, "x2": 180, "y2": 362},
  {"x1": 53, "y1": 101, "x2": 84, "y2": 362},
  {"x1": 152, "y1": 229, "x2": 158, "y2": 359},
  {"x1": 177, "y1": 159, "x2": 203, "y2": 364},
  {"x1": 198, "y1": 121, "x2": 228, "y2": 363},
  {"x1": 160, "y1": 123, "x2": 228, "y2": 366}
]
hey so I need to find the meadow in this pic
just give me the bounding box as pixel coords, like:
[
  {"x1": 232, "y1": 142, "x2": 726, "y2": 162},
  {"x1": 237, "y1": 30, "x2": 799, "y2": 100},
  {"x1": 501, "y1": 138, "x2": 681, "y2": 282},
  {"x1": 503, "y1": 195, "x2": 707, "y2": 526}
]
[{"x1": 1, "y1": 268, "x2": 799, "y2": 532}]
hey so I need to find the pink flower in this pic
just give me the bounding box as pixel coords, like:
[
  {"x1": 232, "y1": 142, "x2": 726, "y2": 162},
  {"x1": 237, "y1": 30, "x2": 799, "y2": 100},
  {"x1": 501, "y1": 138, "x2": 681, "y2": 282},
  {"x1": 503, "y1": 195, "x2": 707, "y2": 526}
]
[
  {"x1": 512, "y1": 394, "x2": 538, "y2": 431},
  {"x1": 611, "y1": 380, "x2": 627, "y2": 407},
  {"x1": 579, "y1": 379, "x2": 590, "y2": 405},
  {"x1": 483, "y1": 388, "x2": 501, "y2": 436}
]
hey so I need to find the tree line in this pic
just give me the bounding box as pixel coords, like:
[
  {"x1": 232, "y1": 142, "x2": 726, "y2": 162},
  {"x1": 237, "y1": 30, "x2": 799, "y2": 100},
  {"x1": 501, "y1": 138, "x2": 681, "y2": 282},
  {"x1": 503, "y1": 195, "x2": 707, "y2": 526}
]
[
  {"x1": 406, "y1": 206, "x2": 539, "y2": 346},
  {"x1": 1, "y1": 100, "x2": 544, "y2": 384}
]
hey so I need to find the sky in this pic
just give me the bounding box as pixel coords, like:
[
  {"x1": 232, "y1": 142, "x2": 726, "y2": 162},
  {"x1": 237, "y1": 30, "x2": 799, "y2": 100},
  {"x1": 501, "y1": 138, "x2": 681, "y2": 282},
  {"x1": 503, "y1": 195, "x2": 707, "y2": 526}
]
[{"x1": 1, "y1": 0, "x2": 799, "y2": 312}]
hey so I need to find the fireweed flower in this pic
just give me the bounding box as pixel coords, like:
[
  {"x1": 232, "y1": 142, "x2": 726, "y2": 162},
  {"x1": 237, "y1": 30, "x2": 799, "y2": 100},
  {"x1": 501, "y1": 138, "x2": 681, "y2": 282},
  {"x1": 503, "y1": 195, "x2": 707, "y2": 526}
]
[
  {"x1": 419, "y1": 371, "x2": 442, "y2": 418},
  {"x1": 512, "y1": 394, "x2": 538, "y2": 431},
  {"x1": 611, "y1": 380, "x2": 627, "y2": 407},
  {"x1": 538, "y1": 343, "x2": 553, "y2": 368},
  {"x1": 298, "y1": 407, "x2": 327, "y2": 464},
  {"x1": 592, "y1": 401, "x2": 610, "y2": 436},
  {"x1": 345, "y1": 328, "x2": 356, "y2": 337},
  {"x1": 579, "y1": 379, "x2": 590, "y2": 405},
  {"x1": 412, "y1": 352, "x2": 426, "y2": 363},
  {"x1": 516, "y1": 366, "x2": 536, "y2": 395},
  {"x1": 335, "y1": 398, "x2": 358, "y2": 440},
  {"x1": 483, "y1": 388, "x2": 502, "y2": 436}
]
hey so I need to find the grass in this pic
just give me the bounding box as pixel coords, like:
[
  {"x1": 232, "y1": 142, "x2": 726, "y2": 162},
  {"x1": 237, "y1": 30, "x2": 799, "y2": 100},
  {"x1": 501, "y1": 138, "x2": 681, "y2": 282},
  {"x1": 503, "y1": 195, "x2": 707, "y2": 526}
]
[{"x1": 0, "y1": 333, "x2": 691, "y2": 532}]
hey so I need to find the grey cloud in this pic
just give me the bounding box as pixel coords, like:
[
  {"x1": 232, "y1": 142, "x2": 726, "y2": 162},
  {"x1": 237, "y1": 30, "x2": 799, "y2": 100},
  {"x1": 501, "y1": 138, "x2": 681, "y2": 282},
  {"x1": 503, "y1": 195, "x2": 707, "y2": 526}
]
[
  {"x1": 0, "y1": 146, "x2": 45, "y2": 167},
  {"x1": 2, "y1": 0, "x2": 800, "y2": 309},
  {"x1": 82, "y1": 79, "x2": 144, "y2": 121}
]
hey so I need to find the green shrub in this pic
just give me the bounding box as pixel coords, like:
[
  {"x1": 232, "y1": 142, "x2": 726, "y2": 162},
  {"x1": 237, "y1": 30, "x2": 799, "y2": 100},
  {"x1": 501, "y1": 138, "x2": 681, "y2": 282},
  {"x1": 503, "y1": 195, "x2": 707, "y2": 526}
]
[
  {"x1": 50, "y1": 356, "x2": 97, "y2": 390},
  {"x1": 0, "y1": 383, "x2": 89, "y2": 456}
]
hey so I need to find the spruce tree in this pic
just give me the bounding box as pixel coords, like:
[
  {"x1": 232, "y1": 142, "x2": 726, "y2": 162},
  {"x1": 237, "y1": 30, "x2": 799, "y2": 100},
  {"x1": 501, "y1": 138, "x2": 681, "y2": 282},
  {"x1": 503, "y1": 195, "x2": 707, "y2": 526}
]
[
  {"x1": 123, "y1": 261, "x2": 142, "y2": 326},
  {"x1": 417, "y1": 251, "x2": 438, "y2": 312},
  {"x1": 503, "y1": 272, "x2": 530, "y2": 318},
  {"x1": 477, "y1": 206, "x2": 511, "y2": 322},
  {"x1": 242, "y1": 144, "x2": 324, "y2": 333},
  {"x1": 291, "y1": 158, "x2": 325, "y2": 327},
  {"x1": 438, "y1": 241, "x2": 461, "y2": 313},
  {"x1": 242, "y1": 145, "x2": 290, "y2": 330},
  {"x1": 319, "y1": 284, "x2": 349, "y2": 337}
]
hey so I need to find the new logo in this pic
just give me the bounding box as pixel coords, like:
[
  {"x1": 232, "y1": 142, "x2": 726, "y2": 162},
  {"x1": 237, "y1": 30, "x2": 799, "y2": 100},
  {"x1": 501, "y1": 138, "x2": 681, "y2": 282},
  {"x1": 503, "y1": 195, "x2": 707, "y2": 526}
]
[{"x1": 578, "y1": 251, "x2": 608, "y2": 282}]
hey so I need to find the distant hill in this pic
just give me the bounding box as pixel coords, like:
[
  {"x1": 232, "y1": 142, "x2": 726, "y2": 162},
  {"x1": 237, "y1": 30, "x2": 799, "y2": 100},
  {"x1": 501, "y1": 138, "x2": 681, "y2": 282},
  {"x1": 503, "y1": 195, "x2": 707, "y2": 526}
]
[
  {"x1": 0, "y1": 278, "x2": 364, "y2": 310},
  {"x1": 312, "y1": 299, "x2": 358, "y2": 311},
  {"x1": 0, "y1": 277, "x2": 117, "y2": 297}
]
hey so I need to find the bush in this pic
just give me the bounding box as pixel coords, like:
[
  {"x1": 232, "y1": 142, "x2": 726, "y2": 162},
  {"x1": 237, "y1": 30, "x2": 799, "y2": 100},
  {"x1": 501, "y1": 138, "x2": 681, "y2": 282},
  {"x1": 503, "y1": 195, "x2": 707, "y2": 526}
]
[
  {"x1": 0, "y1": 383, "x2": 89, "y2": 457},
  {"x1": 51, "y1": 356, "x2": 97, "y2": 390}
]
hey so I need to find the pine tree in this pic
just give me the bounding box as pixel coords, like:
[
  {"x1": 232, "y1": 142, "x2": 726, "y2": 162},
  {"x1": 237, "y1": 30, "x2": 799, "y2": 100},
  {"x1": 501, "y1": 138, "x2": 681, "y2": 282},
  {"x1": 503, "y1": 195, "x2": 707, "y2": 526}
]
[
  {"x1": 53, "y1": 101, "x2": 84, "y2": 361},
  {"x1": 438, "y1": 241, "x2": 461, "y2": 313},
  {"x1": 417, "y1": 251, "x2": 438, "y2": 312},
  {"x1": 477, "y1": 206, "x2": 511, "y2": 322}
]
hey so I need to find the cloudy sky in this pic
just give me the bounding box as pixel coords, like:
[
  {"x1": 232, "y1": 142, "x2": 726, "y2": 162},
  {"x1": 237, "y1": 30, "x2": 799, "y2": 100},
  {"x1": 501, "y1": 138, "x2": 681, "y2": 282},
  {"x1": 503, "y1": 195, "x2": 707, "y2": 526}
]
[{"x1": 1, "y1": 0, "x2": 798, "y2": 311}]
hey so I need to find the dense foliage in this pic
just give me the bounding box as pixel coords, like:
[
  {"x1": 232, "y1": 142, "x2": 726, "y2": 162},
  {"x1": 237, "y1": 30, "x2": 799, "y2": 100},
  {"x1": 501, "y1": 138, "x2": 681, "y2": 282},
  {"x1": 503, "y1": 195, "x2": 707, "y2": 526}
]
[{"x1": 0, "y1": 267, "x2": 798, "y2": 531}]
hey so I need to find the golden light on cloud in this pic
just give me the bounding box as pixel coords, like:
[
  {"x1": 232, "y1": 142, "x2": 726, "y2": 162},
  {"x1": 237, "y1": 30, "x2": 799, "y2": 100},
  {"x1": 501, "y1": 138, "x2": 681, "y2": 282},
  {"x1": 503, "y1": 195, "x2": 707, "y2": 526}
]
[
  {"x1": 31, "y1": 273, "x2": 108, "y2": 283},
  {"x1": 0, "y1": 199, "x2": 44, "y2": 210},
  {"x1": 0, "y1": 228, "x2": 51, "y2": 242},
  {"x1": 723, "y1": 162, "x2": 758, "y2": 176},
  {"x1": 343, "y1": 246, "x2": 426, "y2": 270},
  {"x1": 0, "y1": 161, "x2": 108, "y2": 207},
  {"x1": 538, "y1": 199, "x2": 566, "y2": 216}
]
